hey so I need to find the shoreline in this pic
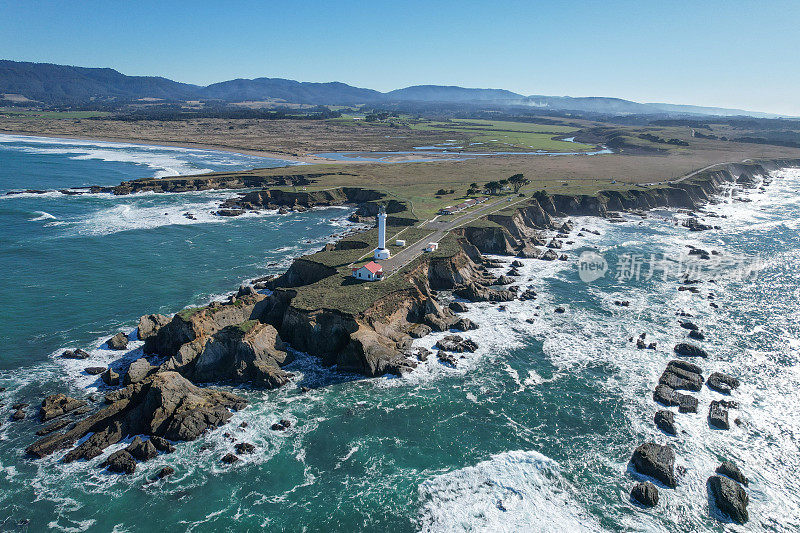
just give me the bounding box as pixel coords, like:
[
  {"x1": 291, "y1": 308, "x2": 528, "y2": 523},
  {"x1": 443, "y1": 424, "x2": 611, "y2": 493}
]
[{"x1": 0, "y1": 129, "x2": 345, "y2": 165}]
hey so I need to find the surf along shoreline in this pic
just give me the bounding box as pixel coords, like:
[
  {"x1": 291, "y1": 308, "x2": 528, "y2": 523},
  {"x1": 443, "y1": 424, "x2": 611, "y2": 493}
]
[{"x1": 15, "y1": 156, "x2": 800, "y2": 524}]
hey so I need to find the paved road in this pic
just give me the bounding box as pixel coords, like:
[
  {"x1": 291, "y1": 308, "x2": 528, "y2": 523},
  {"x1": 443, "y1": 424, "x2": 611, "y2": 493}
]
[{"x1": 380, "y1": 195, "x2": 528, "y2": 276}]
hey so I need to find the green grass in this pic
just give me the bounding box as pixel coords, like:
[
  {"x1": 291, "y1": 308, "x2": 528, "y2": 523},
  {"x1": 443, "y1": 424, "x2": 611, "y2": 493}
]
[
  {"x1": 405, "y1": 118, "x2": 593, "y2": 152},
  {"x1": 234, "y1": 320, "x2": 259, "y2": 334}
]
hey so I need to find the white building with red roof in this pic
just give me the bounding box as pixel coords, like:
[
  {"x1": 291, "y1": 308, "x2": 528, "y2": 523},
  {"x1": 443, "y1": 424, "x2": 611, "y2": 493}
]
[{"x1": 352, "y1": 261, "x2": 384, "y2": 281}]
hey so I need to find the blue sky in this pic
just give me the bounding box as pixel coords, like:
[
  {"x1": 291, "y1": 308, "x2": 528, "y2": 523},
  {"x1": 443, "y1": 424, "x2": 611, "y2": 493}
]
[{"x1": 1, "y1": 0, "x2": 798, "y2": 115}]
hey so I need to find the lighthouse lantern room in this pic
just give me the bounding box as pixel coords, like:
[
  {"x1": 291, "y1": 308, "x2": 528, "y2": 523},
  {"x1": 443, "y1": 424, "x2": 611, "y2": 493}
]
[{"x1": 374, "y1": 204, "x2": 391, "y2": 260}]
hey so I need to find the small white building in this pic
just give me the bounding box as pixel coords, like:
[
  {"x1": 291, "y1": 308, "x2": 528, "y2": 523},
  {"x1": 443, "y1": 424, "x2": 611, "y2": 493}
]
[
  {"x1": 424, "y1": 242, "x2": 439, "y2": 252},
  {"x1": 352, "y1": 261, "x2": 384, "y2": 281},
  {"x1": 396, "y1": 239, "x2": 406, "y2": 246}
]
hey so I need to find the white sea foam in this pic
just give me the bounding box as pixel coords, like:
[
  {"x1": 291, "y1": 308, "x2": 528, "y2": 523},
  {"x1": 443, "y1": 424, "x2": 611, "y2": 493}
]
[
  {"x1": 29, "y1": 210, "x2": 57, "y2": 221},
  {"x1": 417, "y1": 449, "x2": 603, "y2": 532}
]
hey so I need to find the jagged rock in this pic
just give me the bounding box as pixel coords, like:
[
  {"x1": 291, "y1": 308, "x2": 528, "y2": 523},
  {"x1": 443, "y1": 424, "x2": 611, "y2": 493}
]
[
  {"x1": 516, "y1": 246, "x2": 542, "y2": 259},
  {"x1": 436, "y1": 351, "x2": 459, "y2": 367},
  {"x1": 236, "y1": 285, "x2": 257, "y2": 298},
  {"x1": 614, "y1": 300, "x2": 630, "y2": 307},
  {"x1": 126, "y1": 436, "x2": 159, "y2": 461},
  {"x1": 688, "y1": 330, "x2": 705, "y2": 340},
  {"x1": 495, "y1": 275, "x2": 514, "y2": 285},
  {"x1": 453, "y1": 283, "x2": 514, "y2": 302},
  {"x1": 270, "y1": 420, "x2": 289, "y2": 431},
  {"x1": 452, "y1": 318, "x2": 478, "y2": 332},
  {"x1": 519, "y1": 289, "x2": 537, "y2": 300},
  {"x1": 103, "y1": 449, "x2": 137, "y2": 474},
  {"x1": 659, "y1": 360, "x2": 704, "y2": 392},
  {"x1": 191, "y1": 322, "x2": 291, "y2": 389},
  {"x1": 708, "y1": 475, "x2": 748, "y2": 524},
  {"x1": 631, "y1": 481, "x2": 659, "y2": 507},
  {"x1": 554, "y1": 307, "x2": 565, "y2": 313},
  {"x1": 61, "y1": 349, "x2": 91, "y2": 360},
  {"x1": 156, "y1": 466, "x2": 175, "y2": 479},
  {"x1": 653, "y1": 384, "x2": 698, "y2": 413},
  {"x1": 654, "y1": 410, "x2": 677, "y2": 435},
  {"x1": 101, "y1": 368, "x2": 120, "y2": 386},
  {"x1": 63, "y1": 421, "x2": 125, "y2": 462},
  {"x1": 137, "y1": 314, "x2": 170, "y2": 341},
  {"x1": 149, "y1": 435, "x2": 176, "y2": 453},
  {"x1": 507, "y1": 268, "x2": 521, "y2": 276},
  {"x1": 235, "y1": 442, "x2": 255, "y2": 454},
  {"x1": 27, "y1": 372, "x2": 246, "y2": 460},
  {"x1": 707, "y1": 372, "x2": 739, "y2": 394},
  {"x1": 40, "y1": 394, "x2": 88, "y2": 421},
  {"x1": 708, "y1": 400, "x2": 730, "y2": 429},
  {"x1": 221, "y1": 453, "x2": 239, "y2": 464},
  {"x1": 631, "y1": 442, "x2": 677, "y2": 487},
  {"x1": 673, "y1": 343, "x2": 708, "y2": 358},
  {"x1": 716, "y1": 461, "x2": 748, "y2": 486},
  {"x1": 435, "y1": 335, "x2": 478, "y2": 353},
  {"x1": 511, "y1": 260, "x2": 524, "y2": 267},
  {"x1": 36, "y1": 419, "x2": 72, "y2": 436},
  {"x1": 11, "y1": 409, "x2": 25, "y2": 421},
  {"x1": 84, "y1": 366, "x2": 106, "y2": 375},
  {"x1": 546, "y1": 239, "x2": 562, "y2": 249},
  {"x1": 680, "y1": 321, "x2": 698, "y2": 331},
  {"x1": 107, "y1": 333, "x2": 129, "y2": 351},
  {"x1": 449, "y1": 301, "x2": 469, "y2": 313},
  {"x1": 540, "y1": 249, "x2": 559, "y2": 261},
  {"x1": 408, "y1": 324, "x2": 432, "y2": 338},
  {"x1": 409, "y1": 347, "x2": 431, "y2": 362},
  {"x1": 124, "y1": 358, "x2": 156, "y2": 386},
  {"x1": 558, "y1": 254, "x2": 568, "y2": 261}
]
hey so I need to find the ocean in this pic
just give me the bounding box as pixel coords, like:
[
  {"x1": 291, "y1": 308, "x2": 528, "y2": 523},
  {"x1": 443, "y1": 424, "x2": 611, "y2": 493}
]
[{"x1": 0, "y1": 134, "x2": 798, "y2": 532}]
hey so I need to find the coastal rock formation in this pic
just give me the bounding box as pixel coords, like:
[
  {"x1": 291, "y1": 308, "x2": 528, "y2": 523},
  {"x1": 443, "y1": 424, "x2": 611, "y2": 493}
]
[
  {"x1": 107, "y1": 332, "x2": 129, "y2": 351},
  {"x1": 137, "y1": 314, "x2": 170, "y2": 340},
  {"x1": 435, "y1": 335, "x2": 478, "y2": 353},
  {"x1": 453, "y1": 282, "x2": 515, "y2": 302},
  {"x1": 103, "y1": 449, "x2": 137, "y2": 474},
  {"x1": 191, "y1": 321, "x2": 291, "y2": 388},
  {"x1": 61, "y1": 349, "x2": 91, "y2": 360},
  {"x1": 654, "y1": 410, "x2": 677, "y2": 436},
  {"x1": 124, "y1": 358, "x2": 156, "y2": 386},
  {"x1": 653, "y1": 384, "x2": 698, "y2": 413},
  {"x1": 40, "y1": 394, "x2": 87, "y2": 422},
  {"x1": 716, "y1": 461, "x2": 748, "y2": 486},
  {"x1": 707, "y1": 372, "x2": 739, "y2": 394},
  {"x1": 631, "y1": 481, "x2": 659, "y2": 507},
  {"x1": 673, "y1": 343, "x2": 709, "y2": 358},
  {"x1": 708, "y1": 400, "x2": 730, "y2": 429},
  {"x1": 659, "y1": 360, "x2": 704, "y2": 392},
  {"x1": 26, "y1": 372, "x2": 246, "y2": 460},
  {"x1": 631, "y1": 442, "x2": 677, "y2": 487},
  {"x1": 708, "y1": 475, "x2": 749, "y2": 524}
]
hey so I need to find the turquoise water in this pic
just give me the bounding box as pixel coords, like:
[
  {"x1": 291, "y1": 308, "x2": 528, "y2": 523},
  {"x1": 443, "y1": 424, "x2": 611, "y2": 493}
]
[{"x1": 0, "y1": 135, "x2": 798, "y2": 532}]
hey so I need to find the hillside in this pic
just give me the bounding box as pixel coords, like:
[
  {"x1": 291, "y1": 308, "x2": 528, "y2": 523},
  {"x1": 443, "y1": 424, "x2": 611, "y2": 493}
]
[{"x1": 0, "y1": 59, "x2": 785, "y2": 118}]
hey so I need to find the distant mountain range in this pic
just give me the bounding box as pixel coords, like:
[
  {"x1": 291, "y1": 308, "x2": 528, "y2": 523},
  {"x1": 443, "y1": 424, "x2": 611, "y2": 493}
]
[{"x1": 0, "y1": 60, "x2": 785, "y2": 118}]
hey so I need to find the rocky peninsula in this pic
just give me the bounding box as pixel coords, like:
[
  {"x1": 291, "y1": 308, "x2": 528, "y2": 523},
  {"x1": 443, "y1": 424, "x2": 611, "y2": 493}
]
[{"x1": 19, "y1": 158, "x2": 796, "y2": 522}]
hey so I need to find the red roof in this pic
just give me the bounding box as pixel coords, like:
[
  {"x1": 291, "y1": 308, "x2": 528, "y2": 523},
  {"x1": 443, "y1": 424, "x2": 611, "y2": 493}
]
[{"x1": 353, "y1": 261, "x2": 383, "y2": 274}]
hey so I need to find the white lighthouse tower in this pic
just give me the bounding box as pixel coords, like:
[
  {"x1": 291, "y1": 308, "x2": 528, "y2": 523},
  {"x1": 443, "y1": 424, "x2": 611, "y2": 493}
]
[{"x1": 374, "y1": 204, "x2": 391, "y2": 260}]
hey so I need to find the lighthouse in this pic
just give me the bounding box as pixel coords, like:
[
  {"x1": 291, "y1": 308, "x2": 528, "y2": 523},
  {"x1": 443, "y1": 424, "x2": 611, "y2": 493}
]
[{"x1": 374, "y1": 204, "x2": 391, "y2": 260}]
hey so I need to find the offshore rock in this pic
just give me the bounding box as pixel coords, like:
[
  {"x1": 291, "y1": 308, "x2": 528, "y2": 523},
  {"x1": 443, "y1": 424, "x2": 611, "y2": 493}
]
[
  {"x1": 453, "y1": 283, "x2": 515, "y2": 302},
  {"x1": 708, "y1": 400, "x2": 730, "y2": 429},
  {"x1": 61, "y1": 349, "x2": 91, "y2": 360},
  {"x1": 40, "y1": 394, "x2": 87, "y2": 422},
  {"x1": 654, "y1": 410, "x2": 677, "y2": 436},
  {"x1": 707, "y1": 372, "x2": 740, "y2": 394},
  {"x1": 673, "y1": 343, "x2": 709, "y2": 358},
  {"x1": 107, "y1": 332, "x2": 129, "y2": 351},
  {"x1": 448, "y1": 301, "x2": 469, "y2": 313},
  {"x1": 126, "y1": 436, "x2": 159, "y2": 461},
  {"x1": 27, "y1": 372, "x2": 246, "y2": 459},
  {"x1": 103, "y1": 449, "x2": 137, "y2": 474},
  {"x1": 102, "y1": 368, "x2": 120, "y2": 386},
  {"x1": 631, "y1": 481, "x2": 659, "y2": 507},
  {"x1": 716, "y1": 461, "x2": 748, "y2": 486},
  {"x1": 708, "y1": 475, "x2": 748, "y2": 524},
  {"x1": 659, "y1": 360, "x2": 704, "y2": 392},
  {"x1": 435, "y1": 335, "x2": 478, "y2": 353},
  {"x1": 631, "y1": 442, "x2": 677, "y2": 488}
]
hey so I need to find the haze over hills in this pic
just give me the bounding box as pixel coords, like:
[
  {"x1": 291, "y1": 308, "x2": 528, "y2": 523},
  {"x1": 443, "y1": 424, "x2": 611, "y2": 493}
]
[{"x1": 0, "y1": 59, "x2": 785, "y2": 118}]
